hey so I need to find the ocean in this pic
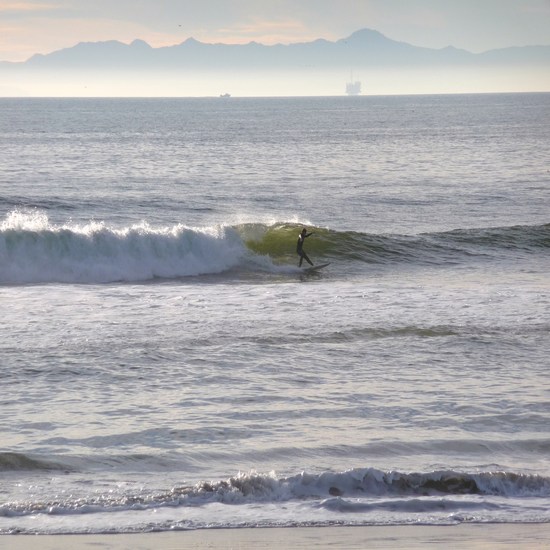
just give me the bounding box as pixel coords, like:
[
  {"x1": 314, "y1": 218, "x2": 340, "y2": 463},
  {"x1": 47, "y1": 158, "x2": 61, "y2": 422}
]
[{"x1": 0, "y1": 93, "x2": 549, "y2": 535}]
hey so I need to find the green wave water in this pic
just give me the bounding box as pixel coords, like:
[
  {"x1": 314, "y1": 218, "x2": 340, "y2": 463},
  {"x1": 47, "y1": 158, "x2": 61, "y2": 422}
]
[{"x1": 238, "y1": 222, "x2": 550, "y2": 266}]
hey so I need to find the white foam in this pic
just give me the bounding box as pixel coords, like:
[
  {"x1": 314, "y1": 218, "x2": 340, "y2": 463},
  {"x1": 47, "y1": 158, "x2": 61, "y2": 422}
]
[
  {"x1": 2, "y1": 468, "x2": 549, "y2": 534},
  {"x1": 0, "y1": 211, "x2": 247, "y2": 283}
]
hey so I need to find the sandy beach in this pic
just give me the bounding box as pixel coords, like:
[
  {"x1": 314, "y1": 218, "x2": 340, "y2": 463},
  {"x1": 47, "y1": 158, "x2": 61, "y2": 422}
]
[{"x1": 5, "y1": 524, "x2": 550, "y2": 549}]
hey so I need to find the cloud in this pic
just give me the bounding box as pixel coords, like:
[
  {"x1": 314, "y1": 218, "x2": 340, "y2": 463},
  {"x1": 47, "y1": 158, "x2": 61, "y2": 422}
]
[
  {"x1": 0, "y1": 2, "x2": 60, "y2": 13},
  {"x1": 0, "y1": 15, "x2": 181, "y2": 62},
  {"x1": 214, "y1": 17, "x2": 319, "y2": 44}
]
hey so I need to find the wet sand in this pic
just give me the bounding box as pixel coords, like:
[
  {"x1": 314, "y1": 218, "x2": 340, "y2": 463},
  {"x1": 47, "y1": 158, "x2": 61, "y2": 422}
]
[{"x1": 5, "y1": 523, "x2": 550, "y2": 549}]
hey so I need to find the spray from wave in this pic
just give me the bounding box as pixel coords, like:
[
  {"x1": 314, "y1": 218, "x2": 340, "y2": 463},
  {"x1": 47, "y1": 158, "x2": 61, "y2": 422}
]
[{"x1": 0, "y1": 210, "x2": 249, "y2": 284}]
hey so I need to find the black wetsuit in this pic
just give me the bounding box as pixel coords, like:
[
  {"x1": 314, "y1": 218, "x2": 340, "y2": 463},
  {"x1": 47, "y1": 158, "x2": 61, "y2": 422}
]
[{"x1": 297, "y1": 232, "x2": 314, "y2": 267}]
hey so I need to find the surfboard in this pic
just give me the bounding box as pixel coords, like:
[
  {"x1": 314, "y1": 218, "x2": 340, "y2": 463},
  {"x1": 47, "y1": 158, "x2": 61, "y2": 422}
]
[{"x1": 303, "y1": 262, "x2": 330, "y2": 272}]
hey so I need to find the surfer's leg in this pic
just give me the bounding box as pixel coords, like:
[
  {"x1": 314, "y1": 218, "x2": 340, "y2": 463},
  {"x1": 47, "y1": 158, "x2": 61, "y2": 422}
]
[{"x1": 303, "y1": 252, "x2": 313, "y2": 266}]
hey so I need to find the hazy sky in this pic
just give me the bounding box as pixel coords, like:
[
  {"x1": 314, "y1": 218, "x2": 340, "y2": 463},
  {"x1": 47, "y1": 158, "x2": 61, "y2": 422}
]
[{"x1": 1, "y1": 0, "x2": 550, "y2": 62}]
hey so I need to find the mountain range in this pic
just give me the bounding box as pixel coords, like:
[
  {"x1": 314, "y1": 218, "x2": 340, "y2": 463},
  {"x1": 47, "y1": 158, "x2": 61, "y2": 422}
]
[{"x1": 3, "y1": 28, "x2": 549, "y2": 70}]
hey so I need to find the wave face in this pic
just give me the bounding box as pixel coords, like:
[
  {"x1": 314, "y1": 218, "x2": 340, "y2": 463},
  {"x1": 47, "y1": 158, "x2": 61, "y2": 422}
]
[
  {"x1": 1, "y1": 211, "x2": 548, "y2": 284},
  {"x1": 242, "y1": 221, "x2": 550, "y2": 265},
  {"x1": 0, "y1": 452, "x2": 68, "y2": 472}
]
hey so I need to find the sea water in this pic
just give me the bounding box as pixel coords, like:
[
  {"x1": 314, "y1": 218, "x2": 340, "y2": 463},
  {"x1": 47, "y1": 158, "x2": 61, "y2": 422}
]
[{"x1": 0, "y1": 94, "x2": 549, "y2": 534}]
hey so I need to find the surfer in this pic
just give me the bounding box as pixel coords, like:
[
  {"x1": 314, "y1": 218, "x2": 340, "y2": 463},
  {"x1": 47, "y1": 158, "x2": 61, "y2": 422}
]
[{"x1": 297, "y1": 228, "x2": 314, "y2": 267}]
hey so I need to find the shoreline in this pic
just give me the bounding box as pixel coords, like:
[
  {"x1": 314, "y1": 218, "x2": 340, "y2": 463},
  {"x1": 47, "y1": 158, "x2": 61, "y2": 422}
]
[{"x1": 5, "y1": 523, "x2": 550, "y2": 549}]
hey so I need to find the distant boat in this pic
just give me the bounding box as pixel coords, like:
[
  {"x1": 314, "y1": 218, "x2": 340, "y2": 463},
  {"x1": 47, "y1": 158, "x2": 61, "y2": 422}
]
[
  {"x1": 345, "y1": 81, "x2": 361, "y2": 95},
  {"x1": 219, "y1": 93, "x2": 231, "y2": 98}
]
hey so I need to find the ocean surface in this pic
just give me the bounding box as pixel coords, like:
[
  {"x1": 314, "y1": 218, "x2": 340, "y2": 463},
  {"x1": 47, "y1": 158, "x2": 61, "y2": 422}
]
[{"x1": 0, "y1": 93, "x2": 549, "y2": 535}]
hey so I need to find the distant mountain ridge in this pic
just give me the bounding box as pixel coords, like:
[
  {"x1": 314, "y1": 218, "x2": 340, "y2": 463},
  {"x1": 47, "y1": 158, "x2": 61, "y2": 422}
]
[{"x1": 3, "y1": 28, "x2": 549, "y2": 69}]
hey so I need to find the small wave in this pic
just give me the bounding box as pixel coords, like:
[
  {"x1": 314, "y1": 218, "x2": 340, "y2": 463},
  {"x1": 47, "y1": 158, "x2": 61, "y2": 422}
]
[
  {"x1": 3, "y1": 468, "x2": 548, "y2": 519},
  {"x1": 317, "y1": 496, "x2": 502, "y2": 514},
  {"x1": 173, "y1": 468, "x2": 550, "y2": 503},
  {"x1": 0, "y1": 452, "x2": 68, "y2": 472}
]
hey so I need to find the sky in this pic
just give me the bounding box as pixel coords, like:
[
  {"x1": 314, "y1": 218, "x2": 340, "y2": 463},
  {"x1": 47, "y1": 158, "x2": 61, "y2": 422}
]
[{"x1": 1, "y1": 0, "x2": 550, "y2": 63}]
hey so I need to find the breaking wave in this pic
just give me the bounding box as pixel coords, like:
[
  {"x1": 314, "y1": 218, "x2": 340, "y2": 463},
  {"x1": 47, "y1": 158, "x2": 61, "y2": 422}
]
[
  {"x1": 2, "y1": 467, "x2": 549, "y2": 519},
  {"x1": 1, "y1": 210, "x2": 548, "y2": 284},
  {"x1": 0, "y1": 210, "x2": 248, "y2": 284}
]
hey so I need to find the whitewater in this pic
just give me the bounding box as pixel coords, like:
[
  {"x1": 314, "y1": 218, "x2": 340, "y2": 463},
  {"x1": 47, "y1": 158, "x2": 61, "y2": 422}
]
[{"x1": 0, "y1": 94, "x2": 549, "y2": 535}]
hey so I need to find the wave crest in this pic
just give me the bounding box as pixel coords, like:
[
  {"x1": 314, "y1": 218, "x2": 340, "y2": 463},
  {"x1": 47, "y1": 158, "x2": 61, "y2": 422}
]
[
  {"x1": 2, "y1": 468, "x2": 548, "y2": 519},
  {"x1": 0, "y1": 211, "x2": 246, "y2": 283}
]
